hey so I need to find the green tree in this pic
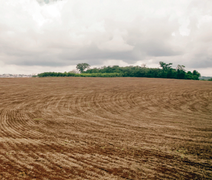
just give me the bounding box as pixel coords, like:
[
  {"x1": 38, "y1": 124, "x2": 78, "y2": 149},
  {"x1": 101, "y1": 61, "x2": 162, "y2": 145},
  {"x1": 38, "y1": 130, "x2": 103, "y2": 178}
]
[
  {"x1": 159, "y1": 62, "x2": 173, "y2": 78},
  {"x1": 176, "y1": 65, "x2": 186, "y2": 79},
  {"x1": 192, "y1": 70, "x2": 201, "y2": 80},
  {"x1": 159, "y1": 62, "x2": 173, "y2": 71},
  {"x1": 76, "y1": 63, "x2": 90, "y2": 73},
  {"x1": 186, "y1": 71, "x2": 193, "y2": 79}
]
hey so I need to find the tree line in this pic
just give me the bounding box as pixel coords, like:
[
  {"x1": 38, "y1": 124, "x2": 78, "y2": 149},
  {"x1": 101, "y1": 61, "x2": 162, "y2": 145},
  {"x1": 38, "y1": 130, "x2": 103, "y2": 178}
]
[
  {"x1": 37, "y1": 62, "x2": 201, "y2": 80},
  {"x1": 37, "y1": 72, "x2": 121, "y2": 77}
]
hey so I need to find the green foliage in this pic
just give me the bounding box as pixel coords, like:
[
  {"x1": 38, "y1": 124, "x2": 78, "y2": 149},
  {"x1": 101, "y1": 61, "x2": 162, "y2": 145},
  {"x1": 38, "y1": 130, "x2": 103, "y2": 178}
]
[
  {"x1": 159, "y1": 62, "x2": 173, "y2": 71},
  {"x1": 208, "y1": 78, "x2": 212, "y2": 81},
  {"x1": 37, "y1": 72, "x2": 121, "y2": 78},
  {"x1": 76, "y1": 63, "x2": 90, "y2": 73},
  {"x1": 38, "y1": 62, "x2": 201, "y2": 80},
  {"x1": 75, "y1": 73, "x2": 121, "y2": 77},
  {"x1": 85, "y1": 63, "x2": 201, "y2": 80},
  {"x1": 37, "y1": 72, "x2": 75, "y2": 77},
  {"x1": 192, "y1": 70, "x2": 201, "y2": 80},
  {"x1": 186, "y1": 71, "x2": 193, "y2": 79}
]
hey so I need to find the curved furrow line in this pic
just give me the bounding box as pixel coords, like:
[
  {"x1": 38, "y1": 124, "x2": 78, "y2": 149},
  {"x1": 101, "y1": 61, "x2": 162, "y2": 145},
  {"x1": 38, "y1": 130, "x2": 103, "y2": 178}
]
[
  {"x1": 6, "y1": 110, "x2": 32, "y2": 138},
  {"x1": 0, "y1": 78, "x2": 211, "y2": 179},
  {"x1": 81, "y1": 93, "x2": 95, "y2": 113},
  {"x1": 16, "y1": 144, "x2": 68, "y2": 176},
  {"x1": 65, "y1": 152, "x2": 142, "y2": 179},
  {"x1": 74, "y1": 94, "x2": 90, "y2": 118},
  {"x1": 22, "y1": 113, "x2": 46, "y2": 138},
  {"x1": 113, "y1": 92, "x2": 130, "y2": 114},
  {"x1": 28, "y1": 95, "x2": 56, "y2": 116},
  {"x1": 127, "y1": 92, "x2": 138, "y2": 107},
  {"x1": 192, "y1": 90, "x2": 209, "y2": 103},
  {"x1": 155, "y1": 90, "x2": 199, "y2": 114},
  {"x1": 41, "y1": 96, "x2": 60, "y2": 114},
  {"x1": 78, "y1": 93, "x2": 104, "y2": 119},
  {"x1": 0, "y1": 110, "x2": 17, "y2": 138},
  {"x1": 0, "y1": 144, "x2": 34, "y2": 171},
  {"x1": 181, "y1": 90, "x2": 196, "y2": 100},
  {"x1": 138, "y1": 92, "x2": 160, "y2": 114},
  {"x1": 67, "y1": 95, "x2": 86, "y2": 118},
  {"x1": 134, "y1": 89, "x2": 189, "y2": 116},
  {"x1": 14, "y1": 143, "x2": 80, "y2": 177},
  {"x1": 66, "y1": 94, "x2": 77, "y2": 116},
  {"x1": 0, "y1": 110, "x2": 24, "y2": 138},
  {"x1": 0, "y1": 154, "x2": 20, "y2": 178},
  {"x1": 78, "y1": 92, "x2": 143, "y2": 130},
  {"x1": 73, "y1": 93, "x2": 112, "y2": 121},
  {"x1": 159, "y1": 92, "x2": 187, "y2": 112},
  {"x1": 56, "y1": 150, "x2": 123, "y2": 179},
  {"x1": 32, "y1": 144, "x2": 109, "y2": 179},
  {"x1": 203, "y1": 90, "x2": 212, "y2": 100},
  {"x1": 93, "y1": 92, "x2": 132, "y2": 122},
  {"x1": 89, "y1": 93, "x2": 102, "y2": 112},
  {"x1": 87, "y1": 93, "x2": 115, "y2": 119},
  {"x1": 3, "y1": 109, "x2": 43, "y2": 139},
  {"x1": 0, "y1": 110, "x2": 10, "y2": 138},
  {"x1": 42, "y1": 153, "x2": 96, "y2": 178},
  {"x1": 97, "y1": 93, "x2": 123, "y2": 118},
  {"x1": 113, "y1": 92, "x2": 130, "y2": 111},
  {"x1": 100, "y1": 92, "x2": 125, "y2": 116},
  {"x1": 112, "y1": 92, "x2": 133, "y2": 113},
  {"x1": 41, "y1": 95, "x2": 59, "y2": 111},
  {"x1": 88, "y1": 93, "x2": 114, "y2": 119},
  {"x1": 65, "y1": 93, "x2": 123, "y2": 129},
  {"x1": 165, "y1": 91, "x2": 185, "y2": 112},
  {"x1": 108, "y1": 92, "x2": 145, "y2": 120},
  {"x1": 189, "y1": 101, "x2": 210, "y2": 113},
  {"x1": 128, "y1": 92, "x2": 142, "y2": 106},
  {"x1": 181, "y1": 90, "x2": 211, "y2": 113},
  {"x1": 1, "y1": 144, "x2": 57, "y2": 179},
  {"x1": 57, "y1": 94, "x2": 74, "y2": 116},
  {"x1": 68, "y1": 94, "x2": 84, "y2": 117},
  {"x1": 0, "y1": 142, "x2": 45, "y2": 178},
  {"x1": 64, "y1": 94, "x2": 85, "y2": 118},
  {"x1": 54, "y1": 94, "x2": 68, "y2": 116}
]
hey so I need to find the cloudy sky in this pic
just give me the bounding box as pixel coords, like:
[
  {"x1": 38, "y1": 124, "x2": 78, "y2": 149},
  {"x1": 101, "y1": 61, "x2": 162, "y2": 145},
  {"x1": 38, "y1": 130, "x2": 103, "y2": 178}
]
[{"x1": 0, "y1": 0, "x2": 212, "y2": 75}]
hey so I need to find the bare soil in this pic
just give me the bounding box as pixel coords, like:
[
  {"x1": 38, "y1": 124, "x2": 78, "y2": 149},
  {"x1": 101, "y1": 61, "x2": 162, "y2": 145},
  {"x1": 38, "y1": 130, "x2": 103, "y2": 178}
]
[{"x1": 0, "y1": 77, "x2": 211, "y2": 179}]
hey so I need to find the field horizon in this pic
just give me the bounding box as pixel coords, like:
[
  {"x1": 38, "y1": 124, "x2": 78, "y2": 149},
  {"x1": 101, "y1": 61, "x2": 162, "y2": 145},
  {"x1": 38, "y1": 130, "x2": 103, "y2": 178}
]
[{"x1": 0, "y1": 77, "x2": 211, "y2": 179}]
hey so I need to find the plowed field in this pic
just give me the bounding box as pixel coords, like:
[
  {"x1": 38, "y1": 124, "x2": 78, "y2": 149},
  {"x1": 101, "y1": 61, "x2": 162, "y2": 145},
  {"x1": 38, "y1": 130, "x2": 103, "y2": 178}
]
[{"x1": 0, "y1": 77, "x2": 212, "y2": 179}]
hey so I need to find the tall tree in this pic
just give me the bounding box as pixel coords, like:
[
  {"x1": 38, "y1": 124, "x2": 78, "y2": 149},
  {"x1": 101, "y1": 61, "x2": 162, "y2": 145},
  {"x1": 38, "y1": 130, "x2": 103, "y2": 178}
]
[
  {"x1": 159, "y1": 62, "x2": 173, "y2": 71},
  {"x1": 192, "y1": 70, "x2": 201, "y2": 80},
  {"x1": 176, "y1": 65, "x2": 186, "y2": 79},
  {"x1": 76, "y1": 63, "x2": 90, "y2": 73}
]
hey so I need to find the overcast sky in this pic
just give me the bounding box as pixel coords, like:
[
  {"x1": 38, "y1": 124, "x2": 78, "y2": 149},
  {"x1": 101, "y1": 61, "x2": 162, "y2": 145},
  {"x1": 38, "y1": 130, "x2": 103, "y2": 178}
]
[{"x1": 0, "y1": 0, "x2": 212, "y2": 75}]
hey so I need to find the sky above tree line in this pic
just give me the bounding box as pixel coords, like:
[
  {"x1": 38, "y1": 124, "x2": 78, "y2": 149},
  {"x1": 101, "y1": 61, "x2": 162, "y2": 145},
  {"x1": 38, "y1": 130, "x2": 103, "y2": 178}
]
[{"x1": 0, "y1": 0, "x2": 212, "y2": 75}]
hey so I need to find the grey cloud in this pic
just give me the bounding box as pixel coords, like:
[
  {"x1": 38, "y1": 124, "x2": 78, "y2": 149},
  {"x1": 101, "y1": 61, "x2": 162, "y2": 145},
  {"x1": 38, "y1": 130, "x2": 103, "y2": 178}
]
[
  {"x1": 186, "y1": 54, "x2": 212, "y2": 69},
  {"x1": 36, "y1": 0, "x2": 63, "y2": 5},
  {"x1": 0, "y1": 0, "x2": 212, "y2": 73},
  {"x1": 0, "y1": 16, "x2": 183, "y2": 67}
]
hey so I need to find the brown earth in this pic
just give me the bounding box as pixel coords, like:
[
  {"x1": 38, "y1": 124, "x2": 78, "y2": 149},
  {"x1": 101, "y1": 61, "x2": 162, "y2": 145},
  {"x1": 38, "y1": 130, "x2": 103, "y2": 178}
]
[{"x1": 0, "y1": 77, "x2": 211, "y2": 180}]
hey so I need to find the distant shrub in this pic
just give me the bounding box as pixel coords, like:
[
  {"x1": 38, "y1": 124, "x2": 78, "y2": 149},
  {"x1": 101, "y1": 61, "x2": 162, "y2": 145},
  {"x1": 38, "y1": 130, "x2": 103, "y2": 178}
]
[
  {"x1": 37, "y1": 72, "x2": 121, "y2": 78},
  {"x1": 75, "y1": 73, "x2": 121, "y2": 77},
  {"x1": 208, "y1": 78, "x2": 212, "y2": 81}
]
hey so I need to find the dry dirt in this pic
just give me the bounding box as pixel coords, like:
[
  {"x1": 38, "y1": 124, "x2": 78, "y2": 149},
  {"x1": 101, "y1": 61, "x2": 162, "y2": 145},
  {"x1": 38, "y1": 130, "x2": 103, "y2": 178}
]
[{"x1": 0, "y1": 77, "x2": 211, "y2": 180}]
